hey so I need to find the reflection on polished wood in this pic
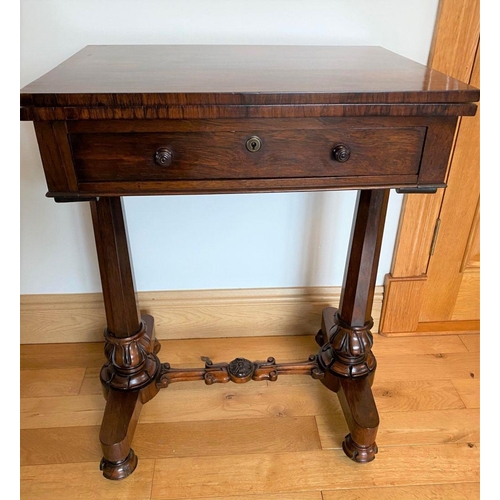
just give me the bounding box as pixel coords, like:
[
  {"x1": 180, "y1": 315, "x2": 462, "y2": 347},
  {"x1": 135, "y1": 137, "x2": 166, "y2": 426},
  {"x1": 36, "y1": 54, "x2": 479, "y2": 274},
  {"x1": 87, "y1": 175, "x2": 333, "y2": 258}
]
[{"x1": 20, "y1": 45, "x2": 478, "y2": 104}]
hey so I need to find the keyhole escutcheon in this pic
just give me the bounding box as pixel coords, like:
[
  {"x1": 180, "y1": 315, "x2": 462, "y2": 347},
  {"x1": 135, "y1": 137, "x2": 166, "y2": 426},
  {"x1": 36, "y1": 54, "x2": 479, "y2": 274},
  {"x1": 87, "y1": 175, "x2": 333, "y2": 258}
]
[{"x1": 246, "y1": 136, "x2": 262, "y2": 152}]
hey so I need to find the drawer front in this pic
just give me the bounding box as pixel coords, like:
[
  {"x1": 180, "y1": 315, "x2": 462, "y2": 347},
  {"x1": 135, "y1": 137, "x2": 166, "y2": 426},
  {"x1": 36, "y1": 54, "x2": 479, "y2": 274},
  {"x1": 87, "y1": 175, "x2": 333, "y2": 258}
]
[{"x1": 70, "y1": 127, "x2": 426, "y2": 183}]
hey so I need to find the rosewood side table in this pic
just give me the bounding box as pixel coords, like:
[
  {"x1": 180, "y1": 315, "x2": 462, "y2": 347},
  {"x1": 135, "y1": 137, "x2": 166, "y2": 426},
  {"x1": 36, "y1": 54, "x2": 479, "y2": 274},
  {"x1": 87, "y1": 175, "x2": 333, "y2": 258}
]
[{"x1": 20, "y1": 45, "x2": 479, "y2": 480}]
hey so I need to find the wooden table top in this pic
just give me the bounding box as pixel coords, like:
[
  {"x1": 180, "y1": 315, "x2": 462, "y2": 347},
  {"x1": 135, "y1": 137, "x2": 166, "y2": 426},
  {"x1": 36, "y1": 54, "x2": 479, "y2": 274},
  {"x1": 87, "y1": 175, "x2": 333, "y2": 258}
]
[{"x1": 21, "y1": 45, "x2": 479, "y2": 108}]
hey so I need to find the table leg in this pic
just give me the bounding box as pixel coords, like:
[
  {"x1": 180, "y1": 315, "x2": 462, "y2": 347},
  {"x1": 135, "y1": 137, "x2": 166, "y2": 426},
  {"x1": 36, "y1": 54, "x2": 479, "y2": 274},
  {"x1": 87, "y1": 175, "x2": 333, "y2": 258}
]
[
  {"x1": 317, "y1": 189, "x2": 389, "y2": 462},
  {"x1": 90, "y1": 197, "x2": 161, "y2": 479}
]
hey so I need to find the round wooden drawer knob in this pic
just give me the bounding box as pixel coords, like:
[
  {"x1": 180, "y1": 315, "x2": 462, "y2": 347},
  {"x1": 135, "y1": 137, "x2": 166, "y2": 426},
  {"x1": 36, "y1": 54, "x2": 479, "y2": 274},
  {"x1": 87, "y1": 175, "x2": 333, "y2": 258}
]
[
  {"x1": 332, "y1": 144, "x2": 351, "y2": 162},
  {"x1": 154, "y1": 147, "x2": 173, "y2": 167}
]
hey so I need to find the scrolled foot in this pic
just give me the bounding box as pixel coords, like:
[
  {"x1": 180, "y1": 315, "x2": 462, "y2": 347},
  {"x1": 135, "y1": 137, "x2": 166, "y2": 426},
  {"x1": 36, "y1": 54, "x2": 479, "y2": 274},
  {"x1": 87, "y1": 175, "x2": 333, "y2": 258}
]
[
  {"x1": 100, "y1": 449, "x2": 138, "y2": 480},
  {"x1": 342, "y1": 433, "x2": 378, "y2": 463}
]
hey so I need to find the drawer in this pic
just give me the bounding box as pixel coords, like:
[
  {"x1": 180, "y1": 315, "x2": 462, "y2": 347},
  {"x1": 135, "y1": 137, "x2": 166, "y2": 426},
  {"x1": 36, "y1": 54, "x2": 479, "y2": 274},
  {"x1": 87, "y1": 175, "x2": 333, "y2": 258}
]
[{"x1": 70, "y1": 127, "x2": 426, "y2": 183}]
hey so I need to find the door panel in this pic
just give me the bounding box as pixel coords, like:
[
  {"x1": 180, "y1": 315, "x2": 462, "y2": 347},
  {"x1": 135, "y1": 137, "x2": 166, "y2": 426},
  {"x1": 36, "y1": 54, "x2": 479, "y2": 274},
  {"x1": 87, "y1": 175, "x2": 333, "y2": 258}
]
[
  {"x1": 419, "y1": 46, "x2": 480, "y2": 322},
  {"x1": 379, "y1": 0, "x2": 479, "y2": 336}
]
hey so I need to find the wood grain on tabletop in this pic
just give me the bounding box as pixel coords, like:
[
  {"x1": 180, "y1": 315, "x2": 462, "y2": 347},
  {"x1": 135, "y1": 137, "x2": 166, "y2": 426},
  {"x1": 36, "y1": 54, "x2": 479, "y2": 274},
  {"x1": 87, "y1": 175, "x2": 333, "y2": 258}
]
[{"x1": 20, "y1": 45, "x2": 479, "y2": 106}]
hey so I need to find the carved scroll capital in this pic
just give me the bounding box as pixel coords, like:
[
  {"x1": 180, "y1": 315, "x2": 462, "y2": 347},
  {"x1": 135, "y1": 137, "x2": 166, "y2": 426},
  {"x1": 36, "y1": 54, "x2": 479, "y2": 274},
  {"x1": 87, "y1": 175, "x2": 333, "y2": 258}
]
[
  {"x1": 101, "y1": 317, "x2": 160, "y2": 391},
  {"x1": 318, "y1": 311, "x2": 376, "y2": 378}
]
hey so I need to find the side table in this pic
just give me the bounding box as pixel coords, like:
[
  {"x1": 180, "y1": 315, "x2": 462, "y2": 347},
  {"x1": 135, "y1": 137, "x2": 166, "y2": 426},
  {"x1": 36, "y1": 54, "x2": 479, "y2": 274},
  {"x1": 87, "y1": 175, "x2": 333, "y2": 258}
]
[{"x1": 20, "y1": 45, "x2": 479, "y2": 479}]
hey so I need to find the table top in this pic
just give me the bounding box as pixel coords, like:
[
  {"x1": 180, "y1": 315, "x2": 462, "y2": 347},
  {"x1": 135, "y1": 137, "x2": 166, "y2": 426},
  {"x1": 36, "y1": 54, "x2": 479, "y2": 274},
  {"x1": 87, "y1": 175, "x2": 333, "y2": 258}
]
[
  {"x1": 21, "y1": 45, "x2": 479, "y2": 108},
  {"x1": 22, "y1": 45, "x2": 475, "y2": 198}
]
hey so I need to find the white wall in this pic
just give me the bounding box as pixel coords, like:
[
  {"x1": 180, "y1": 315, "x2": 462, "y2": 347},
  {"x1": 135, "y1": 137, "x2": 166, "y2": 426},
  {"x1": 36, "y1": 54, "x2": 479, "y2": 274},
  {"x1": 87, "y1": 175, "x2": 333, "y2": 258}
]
[{"x1": 20, "y1": 0, "x2": 440, "y2": 294}]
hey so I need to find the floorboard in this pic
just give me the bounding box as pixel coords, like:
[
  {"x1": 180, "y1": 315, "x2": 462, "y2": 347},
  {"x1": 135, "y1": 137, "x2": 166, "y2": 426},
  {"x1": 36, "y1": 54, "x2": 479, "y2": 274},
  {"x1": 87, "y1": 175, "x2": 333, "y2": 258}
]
[{"x1": 19, "y1": 333, "x2": 480, "y2": 499}]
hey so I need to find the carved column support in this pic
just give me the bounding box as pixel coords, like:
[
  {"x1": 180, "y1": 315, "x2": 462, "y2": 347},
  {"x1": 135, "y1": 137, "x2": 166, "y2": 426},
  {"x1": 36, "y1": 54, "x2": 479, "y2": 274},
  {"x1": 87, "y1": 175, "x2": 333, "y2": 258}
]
[
  {"x1": 90, "y1": 197, "x2": 162, "y2": 479},
  {"x1": 317, "y1": 307, "x2": 376, "y2": 378},
  {"x1": 315, "y1": 189, "x2": 388, "y2": 464},
  {"x1": 101, "y1": 314, "x2": 161, "y2": 391}
]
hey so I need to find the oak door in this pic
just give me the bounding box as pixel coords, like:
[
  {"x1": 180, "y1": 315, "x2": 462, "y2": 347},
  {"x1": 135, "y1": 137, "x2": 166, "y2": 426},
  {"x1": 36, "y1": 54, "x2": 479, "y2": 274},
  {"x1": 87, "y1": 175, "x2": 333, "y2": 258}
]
[{"x1": 380, "y1": 0, "x2": 480, "y2": 336}]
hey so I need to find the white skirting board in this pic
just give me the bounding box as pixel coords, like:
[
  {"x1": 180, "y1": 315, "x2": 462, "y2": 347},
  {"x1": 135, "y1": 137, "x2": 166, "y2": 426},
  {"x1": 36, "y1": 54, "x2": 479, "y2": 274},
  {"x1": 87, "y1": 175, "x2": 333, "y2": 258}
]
[{"x1": 20, "y1": 286, "x2": 383, "y2": 344}]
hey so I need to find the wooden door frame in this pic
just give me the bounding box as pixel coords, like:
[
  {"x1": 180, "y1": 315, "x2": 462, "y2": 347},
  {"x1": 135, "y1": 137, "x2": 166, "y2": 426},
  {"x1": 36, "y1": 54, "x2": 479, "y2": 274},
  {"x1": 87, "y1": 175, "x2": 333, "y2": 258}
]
[{"x1": 379, "y1": 0, "x2": 480, "y2": 336}]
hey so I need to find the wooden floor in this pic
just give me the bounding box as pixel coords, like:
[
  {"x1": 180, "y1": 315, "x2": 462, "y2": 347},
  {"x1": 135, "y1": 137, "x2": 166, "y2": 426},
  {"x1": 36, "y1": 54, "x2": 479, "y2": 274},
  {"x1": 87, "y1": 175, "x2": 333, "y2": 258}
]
[{"x1": 20, "y1": 332, "x2": 480, "y2": 499}]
